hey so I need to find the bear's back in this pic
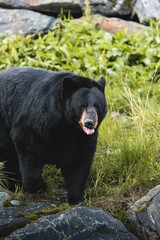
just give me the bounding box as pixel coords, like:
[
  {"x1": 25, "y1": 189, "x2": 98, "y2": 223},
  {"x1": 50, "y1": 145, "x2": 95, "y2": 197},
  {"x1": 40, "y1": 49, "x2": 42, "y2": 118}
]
[
  {"x1": 0, "y1": 67, "x2": 63, "y2": 126},
  {"x1": 0, "y1": 67, "x2": 103, "y2": 130}
]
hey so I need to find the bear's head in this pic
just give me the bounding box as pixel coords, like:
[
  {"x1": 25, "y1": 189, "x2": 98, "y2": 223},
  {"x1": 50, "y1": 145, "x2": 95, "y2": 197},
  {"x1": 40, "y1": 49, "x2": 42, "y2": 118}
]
[{"x1": 62, "y1": 76, "x2": 107, "y2": 135}]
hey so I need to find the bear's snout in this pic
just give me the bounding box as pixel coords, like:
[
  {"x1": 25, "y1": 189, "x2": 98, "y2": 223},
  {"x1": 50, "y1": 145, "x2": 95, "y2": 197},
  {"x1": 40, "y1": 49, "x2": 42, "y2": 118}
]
[{"x1": 79, "y1": 107, "x2": 98, "y2": 135}]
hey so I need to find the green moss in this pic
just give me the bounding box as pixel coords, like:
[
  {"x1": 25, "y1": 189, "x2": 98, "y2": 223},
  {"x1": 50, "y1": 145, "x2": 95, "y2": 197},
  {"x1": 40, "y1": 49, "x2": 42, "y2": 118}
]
[
  {"x1": 135, "y1": 205, "x2": 147, "y2": 213},
  {"x1": 25, "y1": 212, "x2": 38, "y2": 221},
  {"x1": 135, "y1": 200, "x2": 153, "y2": 213},
  {"x1": 25, "y1": 204, "x2": 70, "y2": 221}
]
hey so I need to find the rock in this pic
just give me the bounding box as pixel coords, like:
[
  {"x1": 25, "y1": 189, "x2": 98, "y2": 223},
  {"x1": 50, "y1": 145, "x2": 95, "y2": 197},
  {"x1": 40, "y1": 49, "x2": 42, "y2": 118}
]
[
  {"x1": 0, "y1": 0, "x2": 82, "y2": 17},
  {"x1": 127, "y1": 185, "x2": 160, "y2": 240},
  {"x1": 0, "y1": 0, "x2": 137, "y2": 19},
  {"x1": 10, "y1": 200, "x2": 21, "y2": 206},
  {"x1": 0, "y1": 8, "x2": 56, "y2": 35},
  {"x1": 0, "y1": 202, "x2": 52, "y2": 238},
  {"x1": 0, "y1": 1, "x2": 159, "y2": 37},
  {"x1": 6, "y1": 207, "x2": 137, "y2": 240},
  {"x1": 95, "y1": 16, "x2": 149, "y2": 34},
  {"x1": 82, "y1": 0, "x2": 137, "y2": 18},
  {"x1": 0, "y1": 0, "x2": 29, "y2": 8},
  {"x1": 0, "y1": 192, "x2": 11, "y2": 208},
  {"x1": 135, "y1": 0, "x2": 160, "y2": 23},
  {"x1": 0, "y1": 0, "x2": 160, "y2": 25}
]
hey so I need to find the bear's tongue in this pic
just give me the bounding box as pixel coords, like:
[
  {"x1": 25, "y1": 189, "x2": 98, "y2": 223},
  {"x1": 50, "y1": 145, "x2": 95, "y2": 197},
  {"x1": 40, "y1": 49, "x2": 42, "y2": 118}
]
[{"x1": 83, "y1": 127, "x2": 95, "y2": 135}]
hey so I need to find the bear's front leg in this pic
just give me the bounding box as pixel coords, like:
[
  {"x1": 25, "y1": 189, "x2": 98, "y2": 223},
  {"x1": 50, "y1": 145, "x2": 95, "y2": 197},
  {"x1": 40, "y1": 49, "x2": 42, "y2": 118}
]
[{"x1": 61, "y1": 160, "x2": 92, "y2": 205}]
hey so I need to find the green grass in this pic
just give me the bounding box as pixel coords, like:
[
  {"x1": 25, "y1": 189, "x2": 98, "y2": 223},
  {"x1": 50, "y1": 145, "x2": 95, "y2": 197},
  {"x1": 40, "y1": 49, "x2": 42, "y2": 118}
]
[
  {"x1": 91, "y1": 93, "x2": 160, "y2": 196},
  {"x1": 0, "y1": 11, "x2": 160, "y2": 221}
]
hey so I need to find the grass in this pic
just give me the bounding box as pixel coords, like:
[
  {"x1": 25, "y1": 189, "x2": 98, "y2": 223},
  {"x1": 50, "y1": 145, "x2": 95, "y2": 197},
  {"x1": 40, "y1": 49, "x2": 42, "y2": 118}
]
[
  {"x1": 0, "y1": 5, "x2": 160, "y2": 222},
  {"x1": 92, "y1": 92, "x2": 160, "y2": 195}
]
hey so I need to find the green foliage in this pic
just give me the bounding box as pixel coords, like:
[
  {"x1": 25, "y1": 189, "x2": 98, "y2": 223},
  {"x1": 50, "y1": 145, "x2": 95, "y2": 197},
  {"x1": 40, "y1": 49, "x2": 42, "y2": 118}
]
[
  {"x1": 0, "y1": 15, "x2": 160, "y2": 213},
  {"x1": 25, "y1": 204, "x2": 70, "y2": 221},
  {"x1": 0, "y1": 16, "x2": 159, "y2": 108}
]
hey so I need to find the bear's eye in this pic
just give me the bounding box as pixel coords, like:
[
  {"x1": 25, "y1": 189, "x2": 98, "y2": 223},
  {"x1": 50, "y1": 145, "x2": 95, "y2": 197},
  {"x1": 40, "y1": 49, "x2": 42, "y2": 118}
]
[
  {"x1": 95, "y1": 104, "x2": 100, "y2": 111},
  {"x1": 81, "y1": 103, "x2": 88, "y2": 108}
]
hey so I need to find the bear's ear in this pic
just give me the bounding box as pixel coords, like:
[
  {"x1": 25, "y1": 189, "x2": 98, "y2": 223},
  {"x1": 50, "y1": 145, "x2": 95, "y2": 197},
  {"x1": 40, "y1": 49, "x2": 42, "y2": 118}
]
[
  {"x1": 62, "y1": 77, "x2": 77, "y2": 99},
  {"x1": 97, "y1": 77, "x2": 106, "y2": 93}
]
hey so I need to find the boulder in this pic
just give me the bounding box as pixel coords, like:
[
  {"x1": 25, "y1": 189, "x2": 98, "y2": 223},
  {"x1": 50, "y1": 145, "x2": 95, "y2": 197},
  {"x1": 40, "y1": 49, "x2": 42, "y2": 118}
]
[
  {"x1": 0, "y1": 0, "x2": 159, "y2": 37},
  {"x1": 83, "y1": 0, "x2": 136, "y2": 18},
  {"x1": 6, "y1": 207, "x2": 137, "y2": 240},
  {"x1": 95, "y1": 17, "x2": 149, "y2": 34},
  {"x1": 0, "y1": 0, "x2": 82, "y2": 17},
  {"x1": 0, "y1": 8, "x2": 55, "y2": 35},
  {"x1": 0, "y1": 202, "x2": 52, "y2": 238},
  {"x1": 127, "y1": 185, "x2": 160, "y2": 240},
  {"x1": 0, "y1": 0, "x2": 137, "y2": 18},
  {"x1": 0, "y1": 0, "x2": 160, "y2": 23},
  {"x1": 135, "y1": 0, "x2": 160, "y2": 23}
]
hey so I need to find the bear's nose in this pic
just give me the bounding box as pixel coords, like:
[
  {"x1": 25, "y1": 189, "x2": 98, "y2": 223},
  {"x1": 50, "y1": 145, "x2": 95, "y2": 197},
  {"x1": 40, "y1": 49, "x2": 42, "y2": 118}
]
[{"x1": 84, "y1": 119, "x2": 94, "y2": 129}]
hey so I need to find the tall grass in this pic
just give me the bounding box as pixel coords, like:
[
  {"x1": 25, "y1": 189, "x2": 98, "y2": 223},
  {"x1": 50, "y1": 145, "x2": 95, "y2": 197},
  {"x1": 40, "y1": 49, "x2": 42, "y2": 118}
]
[{"x1": 88, "y1": 82, "x2": 160, "y2": 203}]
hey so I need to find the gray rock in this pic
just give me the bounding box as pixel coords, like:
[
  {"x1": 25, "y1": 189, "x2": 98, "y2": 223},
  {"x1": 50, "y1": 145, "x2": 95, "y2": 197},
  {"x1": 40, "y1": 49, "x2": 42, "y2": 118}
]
[
  {"x1": 6, "y1": 207, "x2": 137, "y2": 240},
  {"x1": 0, "y1": 192, "x2": 11, "y2": 208},
  {"x1": 0, "y1": 8, "x2": 56, "y2": 35},
  {"x1": 0, "y1": 0, "x2": 160, "y2": 24},
  {"x1": 0, "y1": 0, "x2": 137, "y2": 18},
  {"x1": 0, "y1": 0, "x2": 82, "y2": 16},
  {"x1": 83, "y1": 0, "x2": 136, "y2": 17},
  {"x1": 0, "y1": 0, "x2": 29, "y2": 8},
  {"x1": 0, "y1": 202, "x2": 52, "y2": 238},
  {"x1": 127, "y1": 185, "x2": 160, "y2": 240},
  {"x1": 10, "y1": 200, "x2": 21, "y2": 206},
  {"x1": 135, "y1": 0, "x2": 160, "y2": 23}
]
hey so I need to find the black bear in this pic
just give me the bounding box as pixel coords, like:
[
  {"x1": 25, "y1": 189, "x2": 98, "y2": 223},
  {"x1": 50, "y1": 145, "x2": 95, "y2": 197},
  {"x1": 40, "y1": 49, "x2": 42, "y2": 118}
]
[{"x1": 0, "y1": 67, "x2": 107, "y2": 204}]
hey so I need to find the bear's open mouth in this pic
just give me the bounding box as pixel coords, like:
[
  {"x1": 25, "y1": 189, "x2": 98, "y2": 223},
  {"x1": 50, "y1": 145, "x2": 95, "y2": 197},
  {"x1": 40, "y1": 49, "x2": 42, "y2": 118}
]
[{"x1": 82, "y1": 126, "x2": 95, "y2": 135}]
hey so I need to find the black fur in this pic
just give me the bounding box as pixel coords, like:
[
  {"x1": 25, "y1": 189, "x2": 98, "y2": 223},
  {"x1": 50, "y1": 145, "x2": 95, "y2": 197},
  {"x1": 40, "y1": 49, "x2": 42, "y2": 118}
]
[{"x1": 0, "y1": 67, "x2": 107, "y2": 205}]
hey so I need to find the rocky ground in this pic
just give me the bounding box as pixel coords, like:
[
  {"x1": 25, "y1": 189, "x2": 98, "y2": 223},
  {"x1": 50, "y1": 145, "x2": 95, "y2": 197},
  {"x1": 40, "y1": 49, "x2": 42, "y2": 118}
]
[{"x1": 0, "y1": 184, "x2": 160, "y2": 239}]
